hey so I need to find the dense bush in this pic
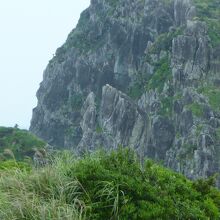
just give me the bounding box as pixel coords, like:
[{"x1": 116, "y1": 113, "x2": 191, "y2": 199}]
[{"x1": 0, "y1": 148, "x2": 220, "y2": 219}]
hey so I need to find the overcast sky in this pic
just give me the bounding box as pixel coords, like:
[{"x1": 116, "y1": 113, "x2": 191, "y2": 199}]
[{"x1": 0, "y1": 0, "x2": 90, "y2": 129}]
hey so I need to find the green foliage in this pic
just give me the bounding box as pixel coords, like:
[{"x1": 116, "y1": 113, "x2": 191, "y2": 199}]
[
  {"x1": 158, "y1": 96, "x2": 173, "y2": 117},
  {"x1": 107, "y1": 0, "x2": 118, "y2": 8},
  {"x1": 146, "y1": 56, "x2": 172, "y2": 93},
  {"x1": 161, "y1": 0, "x2": 173, "y2": 6},
  {"x1": 193, "y1": 175, "x2": 220, "y2": 219},
  {"x1": 193, "y1": 0, "x2": 219, "y2": 19},
  {"x1": 51, "y1": 10, "x2": 100, "y2": 58},
  {"x1": 196, "y1": 124, "x2": 203, "y2": 136},
  {"x1": 66, "y1": 29, "x2": 94, "y2": 53},
  {"x1": 186, "y1": 103, "x2": 204, "y2": 117},
  {"x1": 0, "y1": 148, "x2": 220, "y2": 219},
  {"x1": 193, "y1": 0, "x2": 220, "y2": 47},
  {"x1": 149, "y1": 27, "x2": 183, "y2": 54},
  {"x1": 128, "y1": 70, "x2": 149, "y2": 99},
  {"x1": 96, "y1": 125, "x2": 103, "y2": 134},
  {"x1": 0, "y1": 160, "x2": 31, "y2": 171},
  {"x1": 204, "y1": 18, "x2": 220, "y2": 47},
  {"x1": 193, "y1": 175, "x2": 217, "y2": 195},
  {"x1": 174, "y1": 92, "x2": 183, "y2": 101},
  {"x1": 65, "y1": 10, "x2": 92, "y2": 53},
  {"x1": 198, "y1": 86, "x2": 220, "y2": 111},
  {"x1": 176, "y1": 132, "x2": 181, "y2": 139},
  {"x1": 128, "y1": 82, "x2": 145, "y2": 99},
  {"x1": 70, "y1": 94, "x2": 83, "y2": 110},
  {"x1": 179, "y1": 144, "x2": 198, "y2": 159},
  {"x1": 0, "y1": 127, "x2": 45, "y2": 161},
  {"x1": 215, "y1": 128, "x2": 220, "y2": 141},
  {"x1": 57, "y1": 8, "x2": 107, "y2": 56}
]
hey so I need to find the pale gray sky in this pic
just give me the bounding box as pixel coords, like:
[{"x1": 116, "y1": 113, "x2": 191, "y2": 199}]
[{"x1": 0, "y1": 0, "x2": 90, "y2": 129}]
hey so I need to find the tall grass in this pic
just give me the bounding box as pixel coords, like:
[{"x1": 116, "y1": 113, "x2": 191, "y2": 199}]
[
  {"x1": 0, "y1": 153, "x2": 87, "y2": 220},
  {"x1": 0, "y1": 148, "x2": 220, "y2": 219}
]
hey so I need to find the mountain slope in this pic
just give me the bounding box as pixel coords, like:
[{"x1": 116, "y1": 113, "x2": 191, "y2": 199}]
[{"x1": 30, "y1": 0, "x2": 220, "y2": 183}]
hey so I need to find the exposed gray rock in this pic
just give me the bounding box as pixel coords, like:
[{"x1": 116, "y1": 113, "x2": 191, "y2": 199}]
[
  {"x1": 152, "y1": 116, "x2": 175, "y2": 159},
  {"x1": 30, "y1": 0, "x2": 220, "y2": 185},
  {"x1": 174, "y1": 0, "x2": 195, "y2": 26}
]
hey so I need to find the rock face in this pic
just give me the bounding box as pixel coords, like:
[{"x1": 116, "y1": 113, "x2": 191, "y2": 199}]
[{"x1": 30, "y1": 0, "x2": 220, "y2": 184}]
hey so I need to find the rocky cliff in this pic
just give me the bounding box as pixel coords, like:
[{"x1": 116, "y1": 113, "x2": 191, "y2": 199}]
[{"x1": 30, "y1": 0, "x2": 220, "y2": 183}]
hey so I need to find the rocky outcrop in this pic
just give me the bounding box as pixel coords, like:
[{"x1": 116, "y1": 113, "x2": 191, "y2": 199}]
[
  {"x1": 30, "y1": 0, "x2": 176, "y2": 148},
  {"x1": 30, "y1": 0, "x2": 220, "y2": 184},
  {"x1": 78, "y1": 84, "x2": 175, "y2": 161}
]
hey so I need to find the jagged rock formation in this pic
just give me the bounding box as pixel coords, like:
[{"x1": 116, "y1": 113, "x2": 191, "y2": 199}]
[{"x1": 30, "y1": 0, "x2": 220, "y2": 183}]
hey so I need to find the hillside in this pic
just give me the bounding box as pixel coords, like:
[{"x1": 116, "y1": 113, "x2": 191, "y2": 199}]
[
  {"x1": 30, "y1": 0, "x2": 220, "y2": 185},
  {"x1": 0, "y1": 126, "x2": 45, "y2": 161},
  {"x1": 0, "y1": 148, "x2": 220, "y2": 219}
]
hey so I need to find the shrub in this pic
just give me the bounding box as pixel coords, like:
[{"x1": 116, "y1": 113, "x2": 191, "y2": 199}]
[
  {"x1": 70, "y1": 94, "x2": 83, "y2": 110},
  {"x1": 198, "y1": 86, "x2": 220, "y2": 111},
  {"x1": 0, "y1": 148, "x2": 220, "y2": 219},
  {"x1": 193, "y1": 0, "x2": 220, "y2": 47},
  {"x1": 159, "y1": 96, "x2": 173, "y2": 117},
  {"x1": 186, "y1": 103, "x2": 204, "y2": 117},
  {"x1": 146, "y1": 56, "x2": 172, "y2": 93}
]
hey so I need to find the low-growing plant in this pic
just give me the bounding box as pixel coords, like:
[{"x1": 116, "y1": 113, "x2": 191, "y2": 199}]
[
  {"x1": 158, "y1": 96, "x2": 173, "y2": 117},
  {"x1": 146, "y1": 56, "x2": 172, "y2": 93},
  {"x1": 0, "y1": 148, "x2": 220, "y2": 219},
  {"x1": 198, "y1": 86, "x2": 220, "y2": 111},
  {"x1": 186, "y1": 102, "x2": 204, "y2": 117},
  {"x1": 192, "y1": 0, "x2": 220, "y2": 47}
]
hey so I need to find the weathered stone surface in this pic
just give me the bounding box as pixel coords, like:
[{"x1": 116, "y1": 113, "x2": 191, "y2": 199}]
[
  {"x1": 152, "y1": 116, "x2": 175, "y2": 159},
  {"x1": 174, "y1": 0, "x2": 195, "y2": 26},
  {"x1": 30, "y1": 0, "x2": 220, "y2": 185}
]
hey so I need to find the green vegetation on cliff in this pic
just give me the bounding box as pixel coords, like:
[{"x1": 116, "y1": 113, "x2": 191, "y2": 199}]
[
  {"x1": 146, "y1": 56, "x2": 172, "y2": 93},
  {"x1": 0, "y1": 148, "x2": 219, "y2": 220},
  {"x1": 186, "y1": 102, "x2": 204, "y2": 118},
  {"x1": 198, "y1": 86, "x2": 220, "y2": 112},
  {"x1": 193, "y1": 0, "x2": 220, "y2": 47},
  {"x1": 0, "y1": 127, "x2": 45, "y2": 161}
]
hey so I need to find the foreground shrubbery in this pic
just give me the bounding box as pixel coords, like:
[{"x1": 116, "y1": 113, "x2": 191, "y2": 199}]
[{"x1": 0, "y1": 148, "x2": 220, "y2": 220}]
